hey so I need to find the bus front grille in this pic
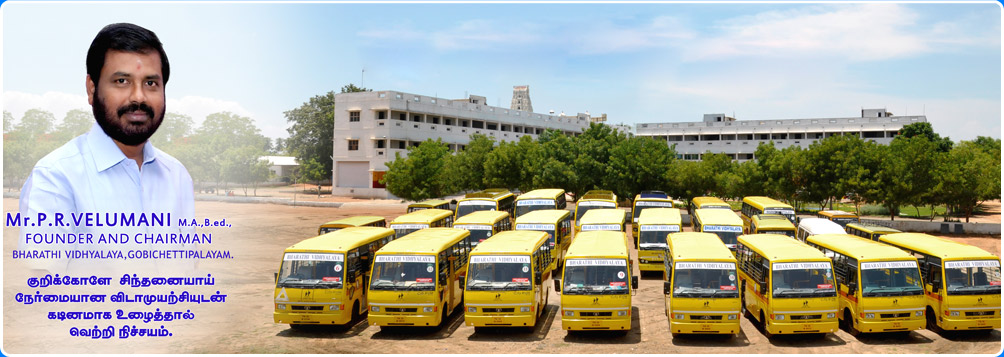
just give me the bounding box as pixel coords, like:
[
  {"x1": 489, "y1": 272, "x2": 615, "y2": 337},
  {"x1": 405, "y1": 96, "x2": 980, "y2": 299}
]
[
  {"x1": 790, "y1": 314, "x2": 821, "y2": 320},
  {"x1": 965, "y1": 311, "x2": 995, "y2": 317},
  {"x1": 690, "y1": 315, "x2": 722, "y2": 320},
  {"x1": 580, "y1": 312, "x2": 612, "y2": 317},
  {"x1": 385, "y1": 308, "x2": 418, "y2": 313},
  {"x1": 881, "y1": 313, "x2": 912, "y2": 318},
  {"x1": 291, "y1": 305, "x2": 323, "y2": 311},
  {"x1": 482, "y1": 308, "x2": 515, "y2": 313}
]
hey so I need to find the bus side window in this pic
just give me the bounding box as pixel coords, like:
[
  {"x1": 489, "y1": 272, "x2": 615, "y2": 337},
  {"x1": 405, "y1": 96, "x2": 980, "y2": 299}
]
[
  {"x1": 347, "y1": 248, "x2": 360, "y2": 281},
  {"x1": 439, "y1": 251, "x2": 449, "y2": 285}
]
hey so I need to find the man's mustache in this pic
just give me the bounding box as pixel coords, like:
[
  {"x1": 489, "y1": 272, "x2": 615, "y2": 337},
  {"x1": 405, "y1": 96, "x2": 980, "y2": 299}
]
[{"x1": 117, "y1": 102, "x2": 155, "y2": 120}]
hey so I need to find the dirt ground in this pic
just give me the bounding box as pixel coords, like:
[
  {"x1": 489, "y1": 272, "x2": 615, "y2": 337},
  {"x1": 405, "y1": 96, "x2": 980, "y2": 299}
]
[{"x1": 3, "y1": 197, "x2": 1001, "y2": 354}]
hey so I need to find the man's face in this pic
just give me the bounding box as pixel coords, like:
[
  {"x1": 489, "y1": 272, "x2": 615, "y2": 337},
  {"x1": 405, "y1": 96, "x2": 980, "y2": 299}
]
[{"x1": 87, "y1": 50, "x2": 166, "y2": 146}]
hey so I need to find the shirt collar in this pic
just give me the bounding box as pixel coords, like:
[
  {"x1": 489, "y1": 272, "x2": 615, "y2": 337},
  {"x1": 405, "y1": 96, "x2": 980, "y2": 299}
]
[{"x1": 87, "y1": 123, "x2": 159, "y2": 172}]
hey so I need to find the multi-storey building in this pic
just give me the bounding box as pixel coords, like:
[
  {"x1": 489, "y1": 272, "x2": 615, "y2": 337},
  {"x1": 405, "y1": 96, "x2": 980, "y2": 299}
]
[
  {"x1": 635, "y1": 109, "x2": 927, "y2": 161},
  {"x1": 332, "y1": 90, "x2": 594, "y2": 198}
]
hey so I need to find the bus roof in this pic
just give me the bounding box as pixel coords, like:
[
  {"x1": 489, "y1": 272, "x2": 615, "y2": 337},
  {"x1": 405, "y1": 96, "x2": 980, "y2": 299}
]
[
  {"x1": 455, "y1": 210, "x2": 510, "y2": 225},
  {"x1": 566, "y1": 231, "x2": 629, "y2": 259},
  {"x1": 463, "y1": 190, "x2": 513, "y2": 200},
  {"x1": 633, "y1": 193, "x2": 673, "y2": 202},
  {"x1": 518, "y1": 189, "x2": 565, "y2": 200},
  {"x1": 408, "y1": 199, "x2": 451, "y2": 208},
  {"x1": 818, "y1": 210, "x2": 857, "y2": 218},
  {"x1": 639, "y1": 190, "x2": 669, "y2": 199},
  {"x1": 694, "y1": 208, "x2": 742, "y2": 226},
  {"x1": 581, "y1": 190, "x2": 617, "y2": 202},
  {"x1": 739, "y1": 234, "x2": 830, "y2": 262},
  {"x1": 807, "y1": 234, "x2": 915, "y2": 261},
  {"x1": 320, "y1": 215, "x2": 386, "y2": 228},
  {"x1": 846, "y1": 223, "x2": 901, "y2": 234},
  {"x1": 692, "y1": 196, "x2": 730, "y2": 208},
  {"x1": 879, "y1": 233, "x2": 998, "y2": 261},
  {"x1": 470, "y1": 231, "x2": 549, "y2": 255},
  {"x1": 638, "y1": 208, "x2": 682, "y2": 226},
  {"x1": 668, "y1": 232, "x2": 736, "y2": 262},
  {"x1": 752, "y1": 215, "x2": 796, "y2": 230},
  {"x1": 377, "y1": 228, "x2": 469, "y2": 254},
  {"x1": 390, "y1": 209, "x2": 453, "y2": 224},
  {"x1": 798, "y1": 218, "x2": 846, "y2": 235},
  {"x1": 743, "y1": 196, "x2": 793, "y2": 210},
  {"x1": 515, "y1": 209, "x2": 570, "y2": 224},
  {"x1": 578, "y1": 208, "x2": 626, "y2": 226},
  {"x1": 285, "y1": 227, "x2": 394, "y2": 253}
]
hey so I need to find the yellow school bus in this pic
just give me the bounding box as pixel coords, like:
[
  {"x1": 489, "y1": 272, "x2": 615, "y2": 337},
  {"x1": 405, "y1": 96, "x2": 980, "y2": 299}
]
[
  {"x1": 514, "y1": 209, "x2": 573, "y2": 271},
  {"x1": 407, "y1": 199, "x2": 452, "y2": 213},
  {"x1": 806, "y1": 234, "x2": 925, "y2": 334},
  {"x1": 368, "y1": 228, "x2": 472, "y2": 327},
  {"x1": 463, "y1": 230, "x2": 553, "y2": 331},
  {"x1": 577, "y1": 208, "x2": 627, "y2": 234},
  {"x1": 749, "y1": 214, "x2": 796, "y2": 238},
  {"x1": 816, "y1": 210, "x2": 859, "y2": 228},
  {"x1": 741, "y1": 196, "x2": 796, "y2": 226},
  {"x1": 845, "y1": 223, "x2": 900, "y2": 242},
  {"x1": 555, "y1": 231, "x2": 638, "y2": 331},
  {"x1": 689, "y1": 196, "x2": 731, "y2": 227},
  {"x1": 637, "y1": 208, "x2": 682, "y2": 274},
  {"x1": 879, "y1": 233, "x2": 1001, "y2": 332},
  {"x1": 631, "y1": 191, "x2": 675, "y2": 239},
  {"x1": 574, "y1": 190, "x2": 618, "y2": 223},
  {"x1": 388, "y1": 209, "x2": 454, "y2": 237},
  {"x1": 694, "y1": 208, "x2": 744, "y2": 253},
  {"x1": 663, "y1": 232, "x2": 741, "y2": 336},
  {"x1": 515, "y1": 188, "x2": 567, "y2": 218},
  {"x1": 274, "y1": 227, "x2": 397, "y2": 328},
  {"x1": 795, "y1": 218, "x2": 846, "y2": 242},
  {"x1": 456, "y1": 189, "x2": 515, "y2": 220},
  {"x1": 453, "y1": 210, "x2": 511, "y2": 248},
  {"x1": 737, "y1": 234, "x2": 839, "y2": 337},
  {"x1": 318, "y1": 216, "x2": 386, "y2": 235}
]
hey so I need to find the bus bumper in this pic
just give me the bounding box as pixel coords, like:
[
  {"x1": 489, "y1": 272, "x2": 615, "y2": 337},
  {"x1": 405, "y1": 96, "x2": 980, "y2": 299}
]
[
  {"x1": 638, "y1": 262, "x2": 664, "y2": 272},
  {"x1": 273, "y1": 310, "x2": 350, "y2": 325},
  {"x1": 766, "y1": 320, "x2": 838, "y2": 335},
  {"x1": 368, "y1": 312, "x2": 440, "y2": 326},
  {"x1": 465, "y1": 313, "x2": 536, "y2": 327},
  {"x1": 669, "y1": 320, "x2": 740, "y2": 335},
  {"x1": 939, "y1": 316, "x2": 1001, "y2": 330},
  {"x1": 561, "y1": 316, "x2": 631, "y2": 331},
  {"x1": 856, "y1": 318, "x2": 926, "y2": 333}
]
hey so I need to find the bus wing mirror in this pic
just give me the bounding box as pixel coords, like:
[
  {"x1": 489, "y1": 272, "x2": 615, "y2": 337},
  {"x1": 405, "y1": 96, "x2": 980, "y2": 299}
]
[
  {"x1": 554, "y1": 279, "x2": 561, "y2": 294},
  {"x1": 847, "y1": 281, "x2": 857, "y2": 294},
  {"x1": 274, "y1": 272, "x2": 278, "y2": 283},
  {"x1": 632, "y1": 276, "x2": 639, "y2": 290},
  {"x1": 663, "y1": 281, "x2": 672, "y2": 295},
  {"x1": 459, "y1": 276, "x2": 465, "y2": 289},
  {"x1": 931, "y1": 277, "x2": 941, "y2": 293},
  {"x1": 535, "y1": 275, "x2": 542, "y2": 285}
]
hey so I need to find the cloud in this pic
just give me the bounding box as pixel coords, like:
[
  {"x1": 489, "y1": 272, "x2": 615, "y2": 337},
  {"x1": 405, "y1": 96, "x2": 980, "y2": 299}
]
[
  {"x1": 358, "y1": 19, "x2": 545, "y2": 51},
  {"x1": 570, "y1": 16, "x2": 696, "y2": 54},
  {"x1": 3, "y1": 91, "x2": 254, "y2": 127}
]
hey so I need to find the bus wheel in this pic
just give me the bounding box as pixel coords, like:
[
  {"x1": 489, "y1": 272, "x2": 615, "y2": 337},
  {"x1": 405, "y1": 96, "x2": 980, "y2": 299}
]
[
  {"x1": 760, "y1": 311, "x2": 773, "y2": 338},
  {"x1": 290, "y1": 324, "x2": 306, "y2": 331},
  {"x1": 844, "y1": 310, "x2": 860, "y2": 337},
  {"x1": 439, "y1": 304, "x2": 449, "y2": 327},
  {"x1": 926, "y1": 307, "x2": 940, "y2": 333},
  {"x1": 351, "y1": 301, "x2": 361, "y2": 323}
]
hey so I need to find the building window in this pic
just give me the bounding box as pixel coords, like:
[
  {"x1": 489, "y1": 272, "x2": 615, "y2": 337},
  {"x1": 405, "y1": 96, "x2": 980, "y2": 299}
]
[
  {"x1": 348, "y1": 140, "x2": 359, "y2": 151},
  {"x1": 349, "y1": 111, "x2": 360, "y2": 122},
  {"x1": 377, "y1": 111, "x2": 387, "y2": 120}
]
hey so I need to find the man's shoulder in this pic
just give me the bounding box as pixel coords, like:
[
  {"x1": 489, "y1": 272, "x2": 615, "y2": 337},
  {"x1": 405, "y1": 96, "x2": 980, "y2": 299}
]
[
  {"x1": 151, "y1": 146, "x2": 193, "y2": 177},
  {"x1": 32, "y1": 135, "x2": 88, "y2": 171}
]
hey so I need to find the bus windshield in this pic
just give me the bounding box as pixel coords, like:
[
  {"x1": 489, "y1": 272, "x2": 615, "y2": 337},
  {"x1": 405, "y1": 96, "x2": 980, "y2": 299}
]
[
  {"x1": 276, "y1": 253, "x2": 344, "y2": 289},
  {"x1": 370, "y1": 255, "x2": 436, "y2": 291},
  {"x1": 466, "y1": 256, "x2": 532, "y2": 291},
  {"x1": 515, "y1": 224, "x2": 556, "y2": 248},
  {"x1": 831, "y1": 218, "x2": 857, "y2": 227},
  {"x1": 457, "y1": 201, "x2": 496, "y2": 218},
  {"x1": 760, "y1": 230, "x2": 795, "y2": 238},
  {"x1": 704, "y1": 227, "x2": 742, "y2": 248},
  {"x1": 764, "y1": 208, "x2": 796, "y2": 223},
  {"x1": 390, "y1": 224, "x2": 428, "y2": 238},
  {"x1": 772, "y1": 262, "x2": 836, "y2": 298},
  {"x1": 944, "y1": 260, "x2": 1002, "y2": 296},
  {"x1": 576, "y1": 202, "x2": 616, "y2": 221},
  {"x1": 515, "y1": 200, "x2": 555, "y2": 217},
  {"x1": 859, "y1": 261, "x2": 924, "y2": 297},
  {"x1": 633, "y1": 201, "x2": 674, "y2": 221},
  {"x1": 562, "y1": 259, "x2": 630, "y2": 295},
  {"x1": 672, "y1": 262, "x2": 738, "y2": 298},
  {"x1": 319, "y1": 227, "x2": 342, "y2": 234},
  {"x1": 638, "y1": 227, "x2": 677, "y2": 250}
]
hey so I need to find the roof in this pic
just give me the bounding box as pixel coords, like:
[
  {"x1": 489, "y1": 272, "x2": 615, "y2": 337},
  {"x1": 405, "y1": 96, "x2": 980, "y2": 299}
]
[
  {"x1": 285, "y1": 227, "x2": 393, "y2": 252},
  {"x1": 845, "y1": 223, "x2": 901, "y2": 234},
  {"x1": 638, "y1": 208, "x2": 682, "y2": 226},
  {"x1": 408, "y1": 199, "x2": 451, "y2": 208},
  {"x1": 515, "y1": 209, "x2": 570, "y2": 224},
  {"x1": 668, "y1": 233, "x2": 736, "y2": 262},
  {"x1": 743, "y1": 196, "x2": 793, "y2": 210},
  {"x1": 739, "y1": 234, "x2": 830, "y2": 262},
  {"x1": 566, "y1": 231, "x2": 629, "y2": 258},
  {"x1": 390, "y1": 209, "x2": 453, "y2": 224},
  {"x1": 470, "y1": 231, "x2": 549, "y2": 255},
  {"x1": 581, "y1": 190, "x2": 617, "y2": 202},
  {"x1": 818, "y1": 210, "x2": 857, "y2": 217},
  {"x1": 694, "y1": 208, "x2": 742, "y2": 225},
  {"x1": 378, "y1": 228, "x2": 469, "y2": 254},
  {"x1": 880, "y1": 233, "x2": 998, "y2": 261},
  {"x1": 578, "y1": 208, "x2": 626, "y2": 226},
  {"x1": 798, "y1": 218, "x2": 846, "y2": 235},
  {"x1": 320, "y1": 215, "x2": 386, "y2": 227},
  {"x1": 518, "y1": 189, "x2": 565, "y2": 200},
  {"x1": 463, "y1": 189, "x2": 513, "y2": 200},
  {"x1": 455, "y1": 210, "x2": 510, "y2": 225},
  {"x1": 691, "y1": 196, "x2": 729, "y2": 208},
  {"x1": 260, "y1": 156, "x2": 298, "y2": 166},
  {"x1": 639, "y1": 190, "x2": 669, "y2": 199},
  {"x1": 752, "y1": 215, "x2": 796, "y2": 230},
  {"x1": 807, "y1": 234, "x2": 915, "y2": 261}
]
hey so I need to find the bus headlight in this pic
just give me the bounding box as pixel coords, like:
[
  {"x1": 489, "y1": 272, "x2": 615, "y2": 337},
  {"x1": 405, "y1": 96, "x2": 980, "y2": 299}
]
[
  {"x1": 371, "y1": 306, "x2": 380, "y2": 312},
  {"x1": 617, "y1": 310, "x2": 627, "y2": 316},
  {"x1": 674, "y1": 314, "x2": 684, "y2": 320},
  {"x1": 329, "y1": 304, "x2": 343, "y2": 311},
  {"x1": 468, "y1": 307, "x2": 477, "y2": 313},
  {"x1": 864, "y1": 313, "x2": 874, "y2": 319},
  {"x1": 915, "y1": 311, "x2": 924, "y2": 317},
  {"x1": 520, "y1": 306, "x2": 531, "y2": 313},
  {"x1": 827, "y1": 313, "x2": 837, "y2": 319},
  {"x1": 276, "y1": 304, "x2": 286, "y2": 310},
  {"x1": 775, "y1": 314, "x2": 785, "y2": 320},
  {"x1": 728, "y1": 314, "x2": 737, "y2": 320},
  {"x1": 950, "y1": 311, "x2": 960, "y2": 317},
  {"x1": 423, "y1": 307, "x2": 435, "y2": 313},
  {"x1": 564, "y1": 310, "x2": 574, "y2": 317}
]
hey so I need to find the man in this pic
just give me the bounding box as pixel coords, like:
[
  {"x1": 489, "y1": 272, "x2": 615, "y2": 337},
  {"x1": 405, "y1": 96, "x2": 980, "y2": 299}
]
[{"x1": 18, "y1": 23, "x2": 195, "y2": 274}]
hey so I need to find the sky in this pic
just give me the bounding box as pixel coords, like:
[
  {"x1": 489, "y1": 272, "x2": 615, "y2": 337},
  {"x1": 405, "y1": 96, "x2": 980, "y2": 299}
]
[{"x1": 2, "y1": 2, "x2": 1001, "y2": 141}]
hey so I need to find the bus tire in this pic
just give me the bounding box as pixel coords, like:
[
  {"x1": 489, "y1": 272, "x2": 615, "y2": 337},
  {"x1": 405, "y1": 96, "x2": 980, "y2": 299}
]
[
  {"x1": 844, "y1": 309, "x2": 860, "y2": 337},
  {"x1": 289, "y1": 324, "x2": 306, "y2": 331},
  {"x1": 440, "y1": 304, "x2": 449, "y2": 327},
  {"x1": 926, "y1": 306, "x2": 940, "y2": 333},
  {"x1": 760, "y1": 311, "x2": 773, "y2": 338},
  {"x1": 351, "y1": 301, "x2": 361, "y2": 323}
]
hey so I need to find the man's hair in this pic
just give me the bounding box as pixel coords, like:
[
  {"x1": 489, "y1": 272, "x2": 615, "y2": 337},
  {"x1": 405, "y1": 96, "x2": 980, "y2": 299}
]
[{"x1": 86, "y1": 23, "x2": 170, "y2": 85}]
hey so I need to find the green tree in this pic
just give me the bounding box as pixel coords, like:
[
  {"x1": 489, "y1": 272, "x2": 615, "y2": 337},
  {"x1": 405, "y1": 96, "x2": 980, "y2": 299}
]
[
  {"x1": 871, "y1": 136, "x2": 940, "y2": 220},
  {"x1": 721, "y1": 160, "x2": 763, "y2": 200},
  {"x1": 802, "y1": 135, "x2": 872, "y2": 210},
  {"x1": 933, "y1": 141, "x2": 1000, "y2": 222},
  {"x1": 221, "y1": 146, "x2": 272, "y2": 196},
  {"x1": 449, "y1": 134, "x2": 495, "y2": 192},
  {"x1": 52, "y1": 109, "x2": 94, "y2": 142},
  {"x1": 382, "y1": 139, "x2": 453, "y2": 201},
  {"x1": 604, "y1": 136, "x2": 675, "y2": 200},
  {"x1": 754, "y1": 143, "x2": 808, "y2": 209},
  {"x1": 971, "y1": 136, "x2": 1001, "y2": 159},
  {"x1": 5, "y1": 110, "x2": 16, "y2": 134},
  {"x1": 298, "y1": 157, "x2": 327, "y2": 198},
  {"x1": 484, "y1": 138, "x2": 531, "y2": 192},
  {"x1": 569, "y1": 123, "x2": 626, "y2": 199},
  {"x1": 16, "y1": 109, "x2": 56, "y2": 138},
  {"x1": 150, "y1": 113, "x2": 195, "y2": 147},
  {"x1": 897, "y1": 122, "x2": 953, "y2": 153},
  {"x1": 531, "y1": 131, "x2": 578, "y2": 193}
]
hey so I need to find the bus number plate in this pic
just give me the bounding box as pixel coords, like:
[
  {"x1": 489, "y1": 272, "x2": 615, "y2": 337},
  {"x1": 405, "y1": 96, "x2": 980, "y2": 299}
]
[
  {"x1": 701, "y1": 324, "x2": 712, "y2": 331},
  {"x1": 892, "y1": 322, "x2": 902, "y2": 328},
  {"x1": 493, "y1": 317, "x2": 504, "y2": 323},
  {"x1": 591, "y1": 321, "x2": 602, "y2": 327},
  {"x1": 977, "y1": 320, "x2": 987, "y2": 326},
  {"x1": 395, "y1": 317, "x2": 405, "y2": 323},
  {"x1": 802, "y1": 324, "x2": 812, "y2": 330}
]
